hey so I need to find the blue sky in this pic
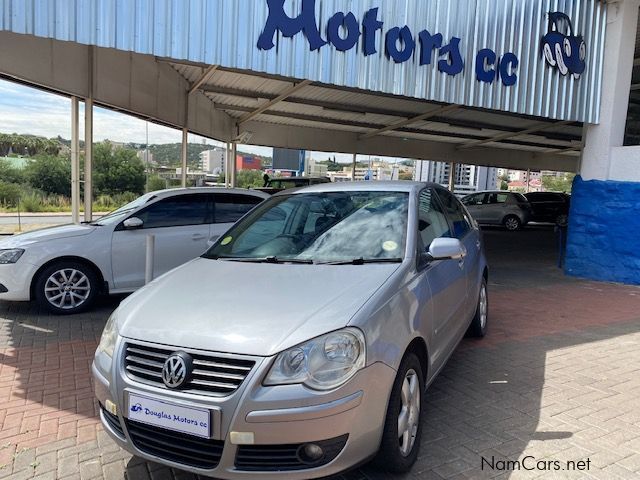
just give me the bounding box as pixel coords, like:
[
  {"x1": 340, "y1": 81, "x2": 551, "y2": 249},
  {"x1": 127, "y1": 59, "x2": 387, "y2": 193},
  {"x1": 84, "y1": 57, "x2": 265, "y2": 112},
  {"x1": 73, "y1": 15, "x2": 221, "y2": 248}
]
[{"x1": 0, "y1": 78, "x2": 404, "y2": 164}]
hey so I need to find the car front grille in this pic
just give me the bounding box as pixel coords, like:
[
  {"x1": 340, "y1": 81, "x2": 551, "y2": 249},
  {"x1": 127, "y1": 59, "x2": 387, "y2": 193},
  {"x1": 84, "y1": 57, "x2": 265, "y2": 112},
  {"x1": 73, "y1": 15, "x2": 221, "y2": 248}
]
[
  {"x1": 125, "y1": 419, "x2": 224, "y2": 469},
  {"x1": 123, "y1": 342, "x2": 255, "y2": 396},
  {"x1": 235, "y1": 435, "x2": 349, "y2": 471},
  {"x1": 100, "y1": 403, "x2": 125, "y2": 438}
]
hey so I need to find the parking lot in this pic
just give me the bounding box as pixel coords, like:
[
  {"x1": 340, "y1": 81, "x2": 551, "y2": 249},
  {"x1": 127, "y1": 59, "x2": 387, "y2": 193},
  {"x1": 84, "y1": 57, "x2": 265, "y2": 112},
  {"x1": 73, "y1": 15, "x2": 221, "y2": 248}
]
[{"x1": 0, "y1": 226, "x2": 640, "y2": 480}]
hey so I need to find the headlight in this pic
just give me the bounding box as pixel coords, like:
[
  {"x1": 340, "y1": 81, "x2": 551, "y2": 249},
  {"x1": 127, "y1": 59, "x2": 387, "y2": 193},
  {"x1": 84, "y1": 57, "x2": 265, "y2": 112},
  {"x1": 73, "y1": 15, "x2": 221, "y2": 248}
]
[
  {"x1": 0, "y1": 249, "x2": 24, "y2": 264},
  {"x1": 97, "y1": 312, "x2": 118, "y2": 358},
  {"x1": 264, "y1": 328, "x2": 366, "y2": 391}
]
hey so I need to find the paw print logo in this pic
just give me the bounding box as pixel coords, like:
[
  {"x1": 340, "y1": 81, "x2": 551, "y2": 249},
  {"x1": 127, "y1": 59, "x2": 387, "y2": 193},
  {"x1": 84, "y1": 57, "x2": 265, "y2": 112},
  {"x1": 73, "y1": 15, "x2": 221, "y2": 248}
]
[
  {"x1": 130, "y1": 403, "x2": 143, "y2": 413},
  {"x1": 541, "y1": 12, "x2": 586, "y2": 79}
]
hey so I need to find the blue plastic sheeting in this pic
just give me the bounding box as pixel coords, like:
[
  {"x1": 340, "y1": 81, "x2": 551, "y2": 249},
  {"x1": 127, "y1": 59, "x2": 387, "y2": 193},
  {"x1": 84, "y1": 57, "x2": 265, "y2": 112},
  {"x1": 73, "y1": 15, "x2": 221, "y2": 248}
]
[{"x1": 565, "y1": 176, "x2": 640, "y2": 285}]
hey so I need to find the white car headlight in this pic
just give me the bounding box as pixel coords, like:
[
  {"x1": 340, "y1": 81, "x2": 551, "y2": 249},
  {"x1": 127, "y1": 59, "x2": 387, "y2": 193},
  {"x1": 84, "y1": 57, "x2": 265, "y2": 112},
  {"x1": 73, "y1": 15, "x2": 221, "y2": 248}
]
[
  {"x1": 0, "y1": 249, "x2": 24, "y2": 264},
  {"x1": 97, "y1": 312, "x2": 118, "y2": 358},
  {"x1": 264, "y1": 328, "x2": 366, "y2": 391}
]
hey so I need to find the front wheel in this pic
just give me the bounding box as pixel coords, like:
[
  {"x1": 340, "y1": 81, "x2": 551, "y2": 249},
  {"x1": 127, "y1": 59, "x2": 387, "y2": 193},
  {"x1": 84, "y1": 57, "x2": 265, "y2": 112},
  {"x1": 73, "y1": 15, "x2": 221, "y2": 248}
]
[
  {"x1": 374, "y1": 352, "x2": 424, "y2": 473},
  {"x1": 34, "y1": 261, "x2": 99, "y2": 314},
  {"x1": 503, "y1": 215, "x2": 522, "y2": 231}
]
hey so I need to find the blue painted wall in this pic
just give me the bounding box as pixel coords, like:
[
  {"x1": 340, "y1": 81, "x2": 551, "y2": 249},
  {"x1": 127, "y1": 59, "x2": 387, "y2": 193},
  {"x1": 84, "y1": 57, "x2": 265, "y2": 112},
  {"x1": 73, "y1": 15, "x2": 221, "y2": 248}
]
[{"x1": 565, "y1": 176, "x2": 640, "y2": 285}]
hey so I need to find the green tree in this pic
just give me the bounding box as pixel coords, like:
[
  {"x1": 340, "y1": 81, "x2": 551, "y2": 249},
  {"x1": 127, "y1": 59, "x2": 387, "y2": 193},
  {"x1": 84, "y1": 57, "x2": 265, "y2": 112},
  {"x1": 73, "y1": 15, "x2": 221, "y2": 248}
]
[
  {"x1": 500, "y1": 180, "x2": 509, "y2": 190},
  {"x1": 94, "y1": 142, "x2": 146, "y2": 196},
  {"x1": 147, "y1": 176, "x2": 168, "y2": 192},
  {"x1": 24, "y1": 155, "x2": 71, "y2": 196},
  {"x1": 0, "y1": 158, "x2": 25, "y2": 184},
  {"x1": 542, "y1": 173, "x2": 575, "y2": 193},
  {"x1": 236, "y1": 169, "x2": 265, "y2": 189}
]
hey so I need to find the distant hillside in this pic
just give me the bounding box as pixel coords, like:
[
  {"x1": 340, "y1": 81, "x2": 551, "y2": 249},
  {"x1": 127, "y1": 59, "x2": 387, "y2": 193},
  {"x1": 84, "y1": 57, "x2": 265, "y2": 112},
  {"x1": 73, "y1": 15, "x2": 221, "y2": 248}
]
[{"x1": 148, "y1": 143, "x2": 271, "y2": 168}]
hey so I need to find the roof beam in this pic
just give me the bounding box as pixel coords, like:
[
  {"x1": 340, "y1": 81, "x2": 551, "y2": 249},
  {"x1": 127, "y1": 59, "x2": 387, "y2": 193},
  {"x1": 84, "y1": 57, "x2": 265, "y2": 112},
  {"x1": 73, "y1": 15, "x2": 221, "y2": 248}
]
[
  {"x1": 200, "y1": 85, "x2": 581, "y2": 143},
  {"x1": 214, "y1": 102, "x2": 574, "y2": 151},
  {"x1": 359, "y1": 104, "x2": 460, "y2": 140},
  {"x1": 457, "y1": 120, "x2": 573, "y2": 150},
  {"x1": 188, "y1": 65, "x2": 218, "y2": 95},
  {"x1": 237, "y1": 79, "x2": 312, "y2": 126}
]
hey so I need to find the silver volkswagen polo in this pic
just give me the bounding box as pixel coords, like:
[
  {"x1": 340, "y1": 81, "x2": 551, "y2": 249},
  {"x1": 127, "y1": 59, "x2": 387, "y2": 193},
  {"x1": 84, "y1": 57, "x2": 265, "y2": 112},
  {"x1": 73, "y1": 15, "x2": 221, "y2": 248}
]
[{"x1": 93, "y1": 181, "x2": 488, "y2": 478}]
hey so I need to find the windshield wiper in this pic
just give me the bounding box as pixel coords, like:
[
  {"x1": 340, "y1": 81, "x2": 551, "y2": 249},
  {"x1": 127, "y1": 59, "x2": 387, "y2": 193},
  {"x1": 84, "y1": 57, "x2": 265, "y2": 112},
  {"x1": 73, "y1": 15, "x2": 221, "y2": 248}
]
[
  {"x1": 318, "y1": 258, "x2": 403, "y2": 265},
  {"x1": 214, "y1": 256, "x2": 314, "y2": 264}
]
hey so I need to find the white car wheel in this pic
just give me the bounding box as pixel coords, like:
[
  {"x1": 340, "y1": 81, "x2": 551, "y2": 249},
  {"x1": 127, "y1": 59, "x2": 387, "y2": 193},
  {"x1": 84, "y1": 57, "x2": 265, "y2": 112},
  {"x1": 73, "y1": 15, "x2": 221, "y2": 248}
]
[
  {"x1": 543, "y1": 43, "x2": 556, "y2": 66},
  {"x1": 564, "y1": 38, "x2": 572, "y2": 58},
  {"x1": 555, "y1": 43, "x2": 569, "y2": 75}
]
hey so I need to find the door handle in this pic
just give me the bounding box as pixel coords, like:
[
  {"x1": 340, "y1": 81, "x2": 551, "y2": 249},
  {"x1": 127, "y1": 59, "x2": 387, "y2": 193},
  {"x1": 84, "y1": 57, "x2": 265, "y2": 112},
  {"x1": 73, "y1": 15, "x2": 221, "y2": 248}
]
[
  {"x1": 476, "y1": 240, "x2": 481, "y2": 251},
  {"x1": 458, "y1": 258, "x2": 465, "y2": 269},
  {"x1": 192, "y1": 234, "x2": 207, "y2": 241}
]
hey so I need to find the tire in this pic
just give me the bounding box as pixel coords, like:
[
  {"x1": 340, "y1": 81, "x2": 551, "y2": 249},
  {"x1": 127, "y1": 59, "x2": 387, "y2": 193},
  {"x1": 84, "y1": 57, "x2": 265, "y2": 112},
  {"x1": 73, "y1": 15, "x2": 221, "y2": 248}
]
[
  {"x1": 34, "y1": 261, "x2": 99, "y2": 314},
  {"x1": 468, "y1": 278, "x2": 488, "y2": 338},
  {"x1": 503, "y1": 215, "x2": 521, "y2": 231},
  {"x1": 374, "y1": 352, "x2": 424, "y2": 473}
]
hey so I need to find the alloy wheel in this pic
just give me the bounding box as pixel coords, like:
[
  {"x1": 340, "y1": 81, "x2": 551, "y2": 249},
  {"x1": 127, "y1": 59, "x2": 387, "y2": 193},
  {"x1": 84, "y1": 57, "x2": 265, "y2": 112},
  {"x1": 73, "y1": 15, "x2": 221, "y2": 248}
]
[
  {"x1": 505, "y1": 217, "x2": 520, "y2": 231},
  {"x1": 398, "y1": 368, "x2": 420, "y2": 457},
  {"x1": 479, "y1": 284, "x2": 488, "y2": 330},
  {"x1": 44, "y1": 268, "x2": 91, "y2": 310}
]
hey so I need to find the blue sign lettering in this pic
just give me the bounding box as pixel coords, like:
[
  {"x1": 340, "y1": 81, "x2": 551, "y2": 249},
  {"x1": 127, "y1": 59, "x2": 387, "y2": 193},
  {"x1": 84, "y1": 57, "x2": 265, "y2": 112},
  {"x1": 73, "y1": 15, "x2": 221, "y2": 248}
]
[
  {"x1": 257, "y1": 0, "x2": 326, "y2": 51},
  {"x1": 327, "y1": 12, "x2": 360, "y2": 52},
  {"x1": 255, "y1": 1, "x2": 592, "y2": 88}
]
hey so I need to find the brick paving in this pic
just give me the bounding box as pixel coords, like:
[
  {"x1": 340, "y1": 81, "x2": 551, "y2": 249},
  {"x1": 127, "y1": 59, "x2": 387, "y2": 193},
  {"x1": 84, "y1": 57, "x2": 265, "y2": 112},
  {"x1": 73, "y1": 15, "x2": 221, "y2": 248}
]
[{"x1": 0, "y1": 227, "x2": 640, "y2": 479}]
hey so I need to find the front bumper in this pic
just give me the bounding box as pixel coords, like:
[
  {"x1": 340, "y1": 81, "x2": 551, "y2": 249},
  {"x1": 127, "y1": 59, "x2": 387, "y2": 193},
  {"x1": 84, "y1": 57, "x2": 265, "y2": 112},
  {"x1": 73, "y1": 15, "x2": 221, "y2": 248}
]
[
  {"x1": 93, "y1": 340, "x2": 396, "y2": 479},
  {"x1": 0, "y1": 261, "x2": 37, "y2": 301}
]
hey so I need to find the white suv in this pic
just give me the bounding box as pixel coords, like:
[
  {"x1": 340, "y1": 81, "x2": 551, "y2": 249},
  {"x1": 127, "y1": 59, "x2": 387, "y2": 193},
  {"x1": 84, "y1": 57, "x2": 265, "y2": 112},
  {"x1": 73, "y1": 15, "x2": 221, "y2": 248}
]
[{"x1": 0, "y1": 188, "x2": 268, "y2": 314}]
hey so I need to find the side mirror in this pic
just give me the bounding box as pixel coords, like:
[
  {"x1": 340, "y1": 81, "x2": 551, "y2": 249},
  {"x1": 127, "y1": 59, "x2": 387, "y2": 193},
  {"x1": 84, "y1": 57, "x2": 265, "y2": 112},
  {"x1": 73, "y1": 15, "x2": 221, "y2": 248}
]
[
  {"x1": 428, "y1": 238, "x2": 467, "y2": 261},
  {"x1": 123, "y1": 217, "x2": 143, "y2": 229}
]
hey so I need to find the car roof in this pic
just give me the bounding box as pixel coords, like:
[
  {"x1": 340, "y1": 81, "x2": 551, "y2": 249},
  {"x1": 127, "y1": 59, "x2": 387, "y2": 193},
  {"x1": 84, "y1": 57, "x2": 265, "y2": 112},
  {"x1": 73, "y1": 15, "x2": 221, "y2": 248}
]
[
  {"x1": 149, "y1": 187, "x2": 270, "y2": 199},
  {"x1": 279, "y1": 181, "x2": 439, "y2": 195},
  {"x1": 463, "y1": 190, "x2": 520, "y2": 197}
]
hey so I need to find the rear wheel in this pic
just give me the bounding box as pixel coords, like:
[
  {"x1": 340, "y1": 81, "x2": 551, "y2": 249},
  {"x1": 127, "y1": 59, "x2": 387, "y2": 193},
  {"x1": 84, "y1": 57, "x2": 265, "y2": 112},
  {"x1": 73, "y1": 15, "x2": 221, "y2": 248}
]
[
  {"x1": 468, "y1": 278, "x2": 488, "y2": 338},
  {"x1": 375, "y1": 352, "x2": 424, "y2": 473},
  {"x1": 34, "y1": 261, "x2": 99, "y2": 314},
  {"x1": 503, "y1": 215, "x2": 521, "y2": 231}
]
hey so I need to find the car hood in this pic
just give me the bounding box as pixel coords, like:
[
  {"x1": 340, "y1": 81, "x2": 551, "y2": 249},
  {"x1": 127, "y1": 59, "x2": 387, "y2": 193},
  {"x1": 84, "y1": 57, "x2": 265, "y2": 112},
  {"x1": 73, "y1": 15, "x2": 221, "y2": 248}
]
[
  {"x1": 117, "y1": 257, "x2": 400, "y2": 357},
  {"x1": 0, "y1": 224, "x2": 96, "y2": 247}
]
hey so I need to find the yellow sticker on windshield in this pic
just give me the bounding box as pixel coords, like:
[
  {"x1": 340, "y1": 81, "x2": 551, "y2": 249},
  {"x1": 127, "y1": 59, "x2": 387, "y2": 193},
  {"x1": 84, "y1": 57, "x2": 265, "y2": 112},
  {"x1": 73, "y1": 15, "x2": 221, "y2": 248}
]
[
  {"x1": 383, "y1": 241, "x2": 398, "y2": 251},
  {"x1": 221, "y1": 236, "x2": 233, "y2": 246}
]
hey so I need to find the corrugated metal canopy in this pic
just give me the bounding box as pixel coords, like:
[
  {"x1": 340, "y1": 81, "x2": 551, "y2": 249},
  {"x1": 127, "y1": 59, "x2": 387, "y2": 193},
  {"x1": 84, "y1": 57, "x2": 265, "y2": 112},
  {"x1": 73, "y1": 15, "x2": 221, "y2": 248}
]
[{"x1": 166, "y1": 59, "x2": 583, "y2": 158}]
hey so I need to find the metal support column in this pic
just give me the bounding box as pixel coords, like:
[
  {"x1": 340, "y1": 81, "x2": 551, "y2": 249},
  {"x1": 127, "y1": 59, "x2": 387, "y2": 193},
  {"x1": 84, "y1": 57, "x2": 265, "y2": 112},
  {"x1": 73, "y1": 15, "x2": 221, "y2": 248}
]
[
  {"x1": 225, "y1": 142, "x2": 231, "y2": 188},
  {"x1": 71, "y1": 97, "x2": 80, "y2": 224},
  {"x1": 351, "y1": 153, "x2": 357, "y2": 181},
  {"x1": 231, "y1": 142, "x2": 237, "y2": 187},
  {"x1": 84, "y1": 98, "x2": 93, "y2": 222},
  {"x1": 448, "y1": 162, "x2": 456, "y2": 192},
  {"x1": 84, "y1": 46, "x2": 94, "y2": 222},
  {"x1": 181, "y1": 127, "x2": 188, "y2": 187}
]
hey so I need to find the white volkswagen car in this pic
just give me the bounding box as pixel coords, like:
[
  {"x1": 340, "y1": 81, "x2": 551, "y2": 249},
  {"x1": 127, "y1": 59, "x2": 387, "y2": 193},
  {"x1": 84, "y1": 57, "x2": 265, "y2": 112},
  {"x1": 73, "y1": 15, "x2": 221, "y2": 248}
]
[{"x1": 0, "y1": 188, "x2": 268, "y2": 314}]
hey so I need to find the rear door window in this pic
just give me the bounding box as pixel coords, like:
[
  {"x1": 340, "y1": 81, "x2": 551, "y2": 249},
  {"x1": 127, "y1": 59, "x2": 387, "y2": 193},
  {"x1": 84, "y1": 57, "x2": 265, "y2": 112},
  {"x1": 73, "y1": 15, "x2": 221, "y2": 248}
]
[{"x1": 213, "y1": 194, "x2": 263, "y2": 224}]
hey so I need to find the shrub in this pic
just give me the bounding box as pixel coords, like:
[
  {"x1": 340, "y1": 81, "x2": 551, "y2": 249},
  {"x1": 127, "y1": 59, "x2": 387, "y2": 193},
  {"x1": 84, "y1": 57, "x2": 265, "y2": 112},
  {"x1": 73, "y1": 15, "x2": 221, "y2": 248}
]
[
  {"x1": 0, "y1": 181, "x2": 21, "y2": 207},
  {"x1": 147, "y1": 176, "x2": 167, "y2": 192}
]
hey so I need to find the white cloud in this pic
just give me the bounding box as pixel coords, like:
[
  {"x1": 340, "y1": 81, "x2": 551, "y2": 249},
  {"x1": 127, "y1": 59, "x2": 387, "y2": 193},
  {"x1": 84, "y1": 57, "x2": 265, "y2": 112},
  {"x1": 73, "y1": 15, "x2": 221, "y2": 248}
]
[{"x1": 0, "y1": 79, "x2": 411, "y2": 164}]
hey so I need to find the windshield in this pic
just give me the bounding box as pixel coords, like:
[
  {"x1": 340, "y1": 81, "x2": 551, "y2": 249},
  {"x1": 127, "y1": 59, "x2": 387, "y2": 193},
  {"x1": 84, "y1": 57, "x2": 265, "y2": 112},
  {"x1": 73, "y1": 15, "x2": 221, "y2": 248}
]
[
  {"x1": 204, "y1": 191, "x2": 409, "y2": 263},
  {"x1": 91, "y1": 193, "x2": 156, "y2": 225}
]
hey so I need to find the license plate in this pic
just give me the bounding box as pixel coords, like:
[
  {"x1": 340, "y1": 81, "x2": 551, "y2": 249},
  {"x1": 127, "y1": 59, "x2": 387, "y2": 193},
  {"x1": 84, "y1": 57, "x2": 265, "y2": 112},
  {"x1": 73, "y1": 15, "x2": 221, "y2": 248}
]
[{"x1": 127, "y1": 392, "x2": 211, "y2": 438}]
